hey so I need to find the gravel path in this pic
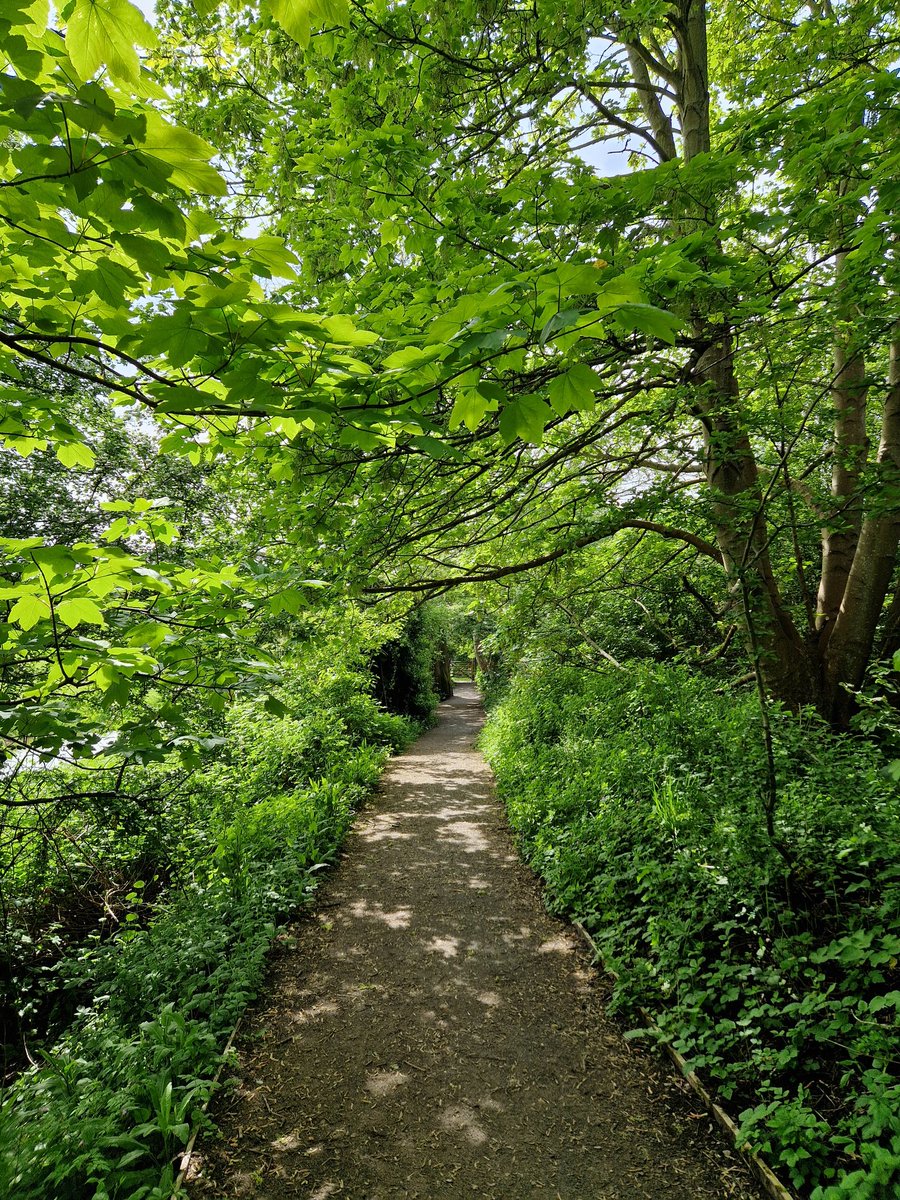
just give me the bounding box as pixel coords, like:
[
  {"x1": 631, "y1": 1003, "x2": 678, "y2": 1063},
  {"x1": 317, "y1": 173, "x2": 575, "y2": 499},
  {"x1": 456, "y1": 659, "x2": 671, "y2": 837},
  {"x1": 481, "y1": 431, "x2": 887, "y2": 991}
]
[{"x1": 189, "y1": 684, "x2": 758, "y2": 1199}]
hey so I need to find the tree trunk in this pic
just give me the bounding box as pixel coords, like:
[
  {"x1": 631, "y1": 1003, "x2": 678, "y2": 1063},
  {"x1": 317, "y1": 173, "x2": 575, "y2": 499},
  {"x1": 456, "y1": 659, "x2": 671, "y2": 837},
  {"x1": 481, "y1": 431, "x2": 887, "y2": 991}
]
[
  {"x1": 674, "y1": 0, "x2": 817, "y2": 707},
  {"x1": 823, "y1": 335, "x2": 900, "y2": 720},
  {"x1": 433, "y1": 647, "x2": 453, "y2": 699},
  {"x1": 816, "y1": 251, "x2": 870, "y2": 646},
  {"x1": 693, "y1": 334, "x2": 818, "y2": 706},
  {"x1": 624, "y1": 43, "x2": 678, "y2": 162}
]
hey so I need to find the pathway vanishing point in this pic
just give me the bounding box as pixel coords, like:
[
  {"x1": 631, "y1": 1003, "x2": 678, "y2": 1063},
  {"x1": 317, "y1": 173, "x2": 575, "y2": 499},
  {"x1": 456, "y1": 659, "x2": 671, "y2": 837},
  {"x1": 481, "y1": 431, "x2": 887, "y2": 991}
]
[{"x1": 190, "y1": 684, "x2": 759, "y2": 1200}]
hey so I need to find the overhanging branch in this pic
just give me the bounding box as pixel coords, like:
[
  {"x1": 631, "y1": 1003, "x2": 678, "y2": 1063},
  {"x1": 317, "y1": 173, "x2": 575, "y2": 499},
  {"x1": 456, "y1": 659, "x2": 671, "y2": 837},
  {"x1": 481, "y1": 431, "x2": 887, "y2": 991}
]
[{"x1": 363, "y1": 518, "x2": 723, "y2": 597}]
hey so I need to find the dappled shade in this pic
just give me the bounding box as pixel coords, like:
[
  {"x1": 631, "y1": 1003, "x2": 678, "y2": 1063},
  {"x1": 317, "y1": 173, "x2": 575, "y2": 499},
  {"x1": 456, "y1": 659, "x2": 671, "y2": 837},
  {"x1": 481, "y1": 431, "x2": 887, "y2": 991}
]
[{"x1": 190, "y1": 686, "x2": 750, "y2": 1199}]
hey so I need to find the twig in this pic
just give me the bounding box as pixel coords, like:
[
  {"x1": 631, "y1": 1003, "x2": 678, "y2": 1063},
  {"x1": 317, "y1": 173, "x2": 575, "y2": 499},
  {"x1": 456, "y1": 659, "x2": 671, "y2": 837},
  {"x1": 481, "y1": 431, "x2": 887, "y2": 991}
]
[{"x1": 170, "y1": 1018, "x2": 243, "y2": 1197}]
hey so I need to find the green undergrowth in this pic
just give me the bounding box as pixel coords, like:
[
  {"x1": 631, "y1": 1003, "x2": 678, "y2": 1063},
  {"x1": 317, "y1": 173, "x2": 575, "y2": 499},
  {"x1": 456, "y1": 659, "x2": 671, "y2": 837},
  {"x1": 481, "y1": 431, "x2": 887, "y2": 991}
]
[
  {"x1": 0, "y1": 660, "x2": 418, "y2": 1200},
  {"x1": 482, "y1": 662, "x2": 900, "y2": 1199}
]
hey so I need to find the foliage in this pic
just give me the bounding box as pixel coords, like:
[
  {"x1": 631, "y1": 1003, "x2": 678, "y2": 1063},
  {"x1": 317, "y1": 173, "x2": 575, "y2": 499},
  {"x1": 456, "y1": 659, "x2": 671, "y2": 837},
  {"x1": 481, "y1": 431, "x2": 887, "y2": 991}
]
[
  {"x1": 371, "y1": 602, "x2": 454, "y2": 721},
  {"x1": 0, "y1": 626, "x2": 418, "y2": 1200},
  {"x1": 483, "y1": 661, "x2": 900, "y2": 1197},
  {"x1": 5, "y1": 0, "x2": 900, "y2": 746},
  {"x1": 153, "y1": 0, "x2": 900, "y2": 722},
  {"x1": 3, "y1": 1, "x2": 900, "y2": 1195},
  {"x1": 0, "y1": 0, "x2": 408, "y2": 772}
]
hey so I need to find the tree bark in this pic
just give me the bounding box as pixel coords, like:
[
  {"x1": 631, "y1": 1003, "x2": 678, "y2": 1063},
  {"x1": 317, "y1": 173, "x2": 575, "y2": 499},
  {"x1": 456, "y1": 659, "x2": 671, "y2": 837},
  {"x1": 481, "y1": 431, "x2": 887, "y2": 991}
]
[
  {"x1": 824, "y1": 335, "x2": 900, "y2": 719},
  {"x1": 693, "y1": 334, "x2": 816, "y2": 705},
  {"x1": 816, "y1": 254, "x2": 870, "y2": 646},
  {"x1": 674, "y1": 0, "x2": 816, "y2": 706},
  {"x1": 675, "y1": 0, "x2": 711, "y2": 160},
  {"x1": 624, "y1": 43, "x2": 678, "y2": 162}
]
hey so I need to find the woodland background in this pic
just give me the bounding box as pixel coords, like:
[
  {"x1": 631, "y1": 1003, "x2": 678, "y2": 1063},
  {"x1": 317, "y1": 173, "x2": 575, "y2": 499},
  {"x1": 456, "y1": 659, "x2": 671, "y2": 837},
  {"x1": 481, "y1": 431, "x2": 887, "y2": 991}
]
[{"x1": 0, "y1": 0, "x2": 899, "y2": 1196}]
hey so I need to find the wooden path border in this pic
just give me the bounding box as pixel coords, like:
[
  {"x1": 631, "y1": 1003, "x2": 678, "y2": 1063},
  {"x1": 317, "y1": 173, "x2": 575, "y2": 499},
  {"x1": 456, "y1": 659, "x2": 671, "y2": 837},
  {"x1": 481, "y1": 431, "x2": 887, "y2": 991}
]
[
  {"x1": 170, "y1": 1018, "x2": 242, "y2": 1198},
  {"x1": 572, "y1": 919, "x2": 796, "y2": 1200}
]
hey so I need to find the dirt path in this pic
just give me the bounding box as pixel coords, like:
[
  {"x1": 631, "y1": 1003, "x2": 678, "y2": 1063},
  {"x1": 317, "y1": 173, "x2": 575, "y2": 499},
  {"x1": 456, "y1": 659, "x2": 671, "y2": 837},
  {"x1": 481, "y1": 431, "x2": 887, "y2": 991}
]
[{"x1": 190, "y1": 685, "x2": 758, "y2": 1200}]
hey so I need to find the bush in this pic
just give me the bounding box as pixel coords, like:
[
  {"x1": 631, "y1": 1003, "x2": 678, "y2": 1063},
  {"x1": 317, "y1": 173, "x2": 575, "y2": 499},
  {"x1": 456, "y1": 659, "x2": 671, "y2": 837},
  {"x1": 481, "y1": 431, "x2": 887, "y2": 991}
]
[
  {"x1": 371, "y1": 604, "x2": 451, "y2": 721},
  {"x1": 0, "y1": 655, "x2": 417, "y2": 1200},
  {"x1": 482, "y1": 661, "x2": 900, "y2": 1198}
]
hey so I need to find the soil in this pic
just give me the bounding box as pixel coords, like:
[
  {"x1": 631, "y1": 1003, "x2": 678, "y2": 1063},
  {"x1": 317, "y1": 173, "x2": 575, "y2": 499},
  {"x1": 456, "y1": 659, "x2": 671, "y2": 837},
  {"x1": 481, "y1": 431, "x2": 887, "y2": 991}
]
[{"x1": 187, "y1": 684, "x2": 760, "y2": 1200}]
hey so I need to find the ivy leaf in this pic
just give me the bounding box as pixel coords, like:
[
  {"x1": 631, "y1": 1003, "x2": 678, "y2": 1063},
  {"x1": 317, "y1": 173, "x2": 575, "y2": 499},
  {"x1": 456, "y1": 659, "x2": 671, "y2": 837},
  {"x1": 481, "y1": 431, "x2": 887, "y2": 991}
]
[
  {"x1": 66, "y1": 0, "x2": 157, "y2": 85},
  {"x1": 56, "y1": 597, "x2": 106, "y2": 628}
]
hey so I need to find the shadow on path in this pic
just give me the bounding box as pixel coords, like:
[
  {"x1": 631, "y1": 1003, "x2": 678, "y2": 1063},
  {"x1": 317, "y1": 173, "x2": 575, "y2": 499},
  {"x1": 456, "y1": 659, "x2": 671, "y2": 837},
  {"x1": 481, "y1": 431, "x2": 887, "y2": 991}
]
[{"x1": 191, "y1": 684, "x2": 757, "y2": 1200}]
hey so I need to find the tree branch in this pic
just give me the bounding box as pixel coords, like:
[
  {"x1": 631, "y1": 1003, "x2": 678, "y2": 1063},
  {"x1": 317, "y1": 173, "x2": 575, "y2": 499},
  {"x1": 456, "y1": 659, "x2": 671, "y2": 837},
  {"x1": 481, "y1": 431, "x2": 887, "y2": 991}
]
[{"x1": 364, "y1": 517, "x2": 723, "y2": 596}]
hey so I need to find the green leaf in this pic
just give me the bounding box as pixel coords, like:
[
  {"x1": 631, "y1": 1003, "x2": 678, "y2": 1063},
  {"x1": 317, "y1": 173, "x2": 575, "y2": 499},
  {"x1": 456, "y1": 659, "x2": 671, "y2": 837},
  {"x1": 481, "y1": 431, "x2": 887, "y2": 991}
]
[
  {"x1": 499, "y1": 394, "x2": 552, "y2": 445},
  {"x1": 382, "y1": 344, "x2": 442, "y2": 370},
  {"x1": 449, "y1": 387, "x2": 494, "y2": 433},
  {"x1": 410, "y1": 434, "x2": 464, "y2": 461},
  {"x1": 321, "y1": 314, "x2": 379, "y2": 346},
  {"x1": 9, "y1": 593, "x2": 49, "y2": 630},
  {"x1": 136, "y1": 111, "x2": 227, "y2": 196},
  {"x1": 71, "y1": 257, "x2": 140, "y2": 307},
  {"x1": 244, "y1": 234, "x2": 299, "y2": 278},
  {"x1": 338, "y1": 425, "x2": 384, "y2": 451},
  {"x1": 539, "y1": 308, "x2": 582, "y2": 347},
  {"x1": 550, "y1": 262, "x2": 610, "y2": 297},
  {"x1": 266, "y1": 0, "x2": 348, "y2": 48},
  {"x1": 56, "y1": 441, "x2": 96, "y2": 469},
  {"x1": 548, "y1": 364, "x2": 599, "y2": 416},
  {"x1": 103, "y1": 516, "x2": 131, "y2": 541},
  {"x1": 153, "y1": 385, "x2": 223, "y2": 414},
  {"x1": 269, "y1": 587, "x2": 306, "y2": 615},
  {"x1": 56, "y1": 597, "x2": 106, "y2": 628},
  {"x1": 66, "y1": 0, "x2": 157, "y2": 85},
  {"x1": 614, "y1": 304, "x2": 683, "y2": 345},
  {"x1": 268, "y1": 0, "x2": 312, "y2": 46}
]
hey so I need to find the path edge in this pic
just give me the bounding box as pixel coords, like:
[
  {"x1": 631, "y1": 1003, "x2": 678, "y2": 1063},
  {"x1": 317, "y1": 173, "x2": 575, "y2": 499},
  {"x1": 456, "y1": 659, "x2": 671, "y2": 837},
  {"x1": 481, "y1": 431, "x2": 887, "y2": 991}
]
[{"x1": 571, "y1": 919, "x2": 796, "y2": 1200}]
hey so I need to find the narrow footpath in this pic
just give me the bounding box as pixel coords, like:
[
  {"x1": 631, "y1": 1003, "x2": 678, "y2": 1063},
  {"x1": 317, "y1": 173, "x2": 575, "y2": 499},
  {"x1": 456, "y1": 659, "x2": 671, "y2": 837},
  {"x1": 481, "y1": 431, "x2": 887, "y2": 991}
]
[{"x1": 191, "y1": 685, "x2": 758, "y2": 1200}]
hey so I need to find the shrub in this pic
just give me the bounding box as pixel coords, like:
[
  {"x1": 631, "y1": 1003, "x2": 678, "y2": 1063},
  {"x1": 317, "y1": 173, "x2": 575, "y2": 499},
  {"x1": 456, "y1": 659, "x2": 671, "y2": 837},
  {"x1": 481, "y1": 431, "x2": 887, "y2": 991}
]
[
  {"x1": 0, "y1": 654, "x2": 418, "y2": 1199},
  {"x1": 483, "y1": 661, "x2": 900, "y2": 1198}
]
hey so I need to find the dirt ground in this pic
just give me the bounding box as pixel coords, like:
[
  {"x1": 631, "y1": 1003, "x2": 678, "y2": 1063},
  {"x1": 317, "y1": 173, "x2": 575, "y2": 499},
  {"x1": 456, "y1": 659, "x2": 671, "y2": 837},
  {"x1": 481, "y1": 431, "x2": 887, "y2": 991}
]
[{"x1": 187, "y1": 684, "x2": 761, "y2": 1200}]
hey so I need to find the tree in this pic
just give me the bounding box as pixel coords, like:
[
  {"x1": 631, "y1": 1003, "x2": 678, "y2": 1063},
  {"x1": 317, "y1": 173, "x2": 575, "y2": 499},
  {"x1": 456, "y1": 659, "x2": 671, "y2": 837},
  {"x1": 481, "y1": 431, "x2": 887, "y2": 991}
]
[
  {"x1": 4, "y1": 0, "x2": 900, "y2": 728},
  {"x1": 0, "y1": 0, "x2": 385, "y2": 774},
  {"x1": 157, "y1": 0, "x2": 900, "y2": 720}
]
